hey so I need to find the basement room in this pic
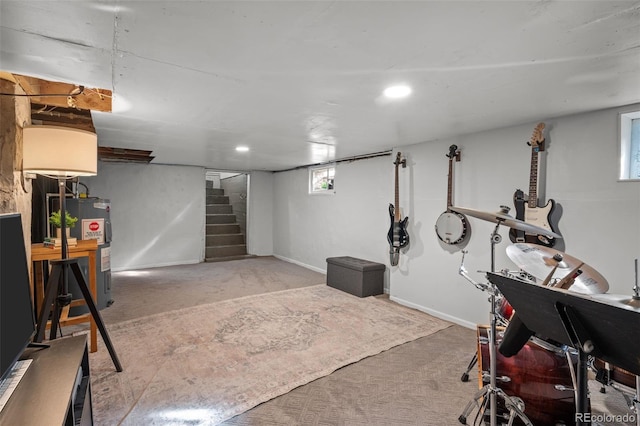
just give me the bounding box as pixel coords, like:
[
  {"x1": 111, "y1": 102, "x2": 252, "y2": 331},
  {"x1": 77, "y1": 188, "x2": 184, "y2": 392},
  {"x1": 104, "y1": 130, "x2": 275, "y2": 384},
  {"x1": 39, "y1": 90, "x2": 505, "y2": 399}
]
[{"x1": 0, "y1": 1, "x2": 639, "y2": 425}]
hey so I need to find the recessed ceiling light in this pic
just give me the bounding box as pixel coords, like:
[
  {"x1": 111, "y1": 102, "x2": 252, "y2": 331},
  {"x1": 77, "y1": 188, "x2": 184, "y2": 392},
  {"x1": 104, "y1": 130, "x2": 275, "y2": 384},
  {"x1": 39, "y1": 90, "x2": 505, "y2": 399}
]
[
  {"x1": 383, "y1": 85, "x2": 412, "y2": 99},
  {"x1": 235, "y1": 146, "x2": 249, "y2": 152}
]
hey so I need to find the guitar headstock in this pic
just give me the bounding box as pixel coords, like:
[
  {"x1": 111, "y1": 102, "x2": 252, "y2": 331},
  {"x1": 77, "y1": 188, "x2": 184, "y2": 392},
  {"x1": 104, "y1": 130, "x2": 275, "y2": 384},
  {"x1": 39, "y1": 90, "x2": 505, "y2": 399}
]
[
  {"x1": 527, "y1": 123, "x2": 546, "y2": 151},
  {"x1": 394, "y1": 152, "x2": 407, "y2": 168},
  {"x1": 446, "y1": 144, "x2": 461, "y2": 161}
]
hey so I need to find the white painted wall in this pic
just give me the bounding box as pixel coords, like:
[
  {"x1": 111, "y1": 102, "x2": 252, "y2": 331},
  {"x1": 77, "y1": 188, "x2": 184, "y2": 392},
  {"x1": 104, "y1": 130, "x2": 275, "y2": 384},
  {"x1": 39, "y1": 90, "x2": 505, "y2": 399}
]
[
  {"x1": 272, "y1": 104, "x2": 640, "y2": 328},
  {"x1": 247, "y1": 171, "x2": 274, "y2": 256},
  {"x1": 81, "y1": 104, "x2": 639, "y2": 328},
  {"x1": 83, "y1": 162, "x2": 205, "y2": 271},
  {"x1": 272, "y1": 156, "x2": 393, "y2": 286}
]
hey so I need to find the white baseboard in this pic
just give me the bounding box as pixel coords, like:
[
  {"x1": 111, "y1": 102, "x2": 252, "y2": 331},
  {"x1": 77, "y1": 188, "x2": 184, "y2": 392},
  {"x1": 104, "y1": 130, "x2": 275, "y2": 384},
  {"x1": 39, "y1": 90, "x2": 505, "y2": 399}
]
[
  {"x1": 389, "y1": 295, "x2": 476, "y2": 330},
  {"x1": 111, "y1": 258, "x2": 201, "y2": 272},
  {"x1": 272, "y1": 254, "x2": 327, "y2": 275}
]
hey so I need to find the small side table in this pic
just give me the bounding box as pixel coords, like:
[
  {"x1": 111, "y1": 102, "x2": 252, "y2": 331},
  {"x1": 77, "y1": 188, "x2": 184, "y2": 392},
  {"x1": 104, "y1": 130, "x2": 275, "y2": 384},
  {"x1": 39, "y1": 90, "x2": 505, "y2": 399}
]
[{"x1": 31, "y1": 239, "x2": 98, "y2": 352}]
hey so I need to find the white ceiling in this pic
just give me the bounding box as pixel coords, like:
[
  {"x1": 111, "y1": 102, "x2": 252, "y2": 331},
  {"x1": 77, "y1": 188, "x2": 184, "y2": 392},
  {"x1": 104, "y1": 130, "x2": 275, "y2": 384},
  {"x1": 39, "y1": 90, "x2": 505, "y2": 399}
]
[{"x1": 2, "y1": 1, "x2": 639, "y2": 172}]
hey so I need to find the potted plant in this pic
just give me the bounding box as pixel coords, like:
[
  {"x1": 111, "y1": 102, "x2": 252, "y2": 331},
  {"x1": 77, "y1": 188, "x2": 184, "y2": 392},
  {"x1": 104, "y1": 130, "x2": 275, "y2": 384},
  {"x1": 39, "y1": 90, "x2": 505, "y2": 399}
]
[{"x1": 49, "y1": 210, "x2": 79, "y2": 238}]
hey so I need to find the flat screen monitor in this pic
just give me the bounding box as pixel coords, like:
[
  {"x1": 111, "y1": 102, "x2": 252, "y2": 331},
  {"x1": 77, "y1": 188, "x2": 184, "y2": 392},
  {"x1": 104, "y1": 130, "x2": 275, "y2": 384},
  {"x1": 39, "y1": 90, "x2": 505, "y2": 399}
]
[{"x1": 0, "y1": 213, "x2": 36, "y2": 382}]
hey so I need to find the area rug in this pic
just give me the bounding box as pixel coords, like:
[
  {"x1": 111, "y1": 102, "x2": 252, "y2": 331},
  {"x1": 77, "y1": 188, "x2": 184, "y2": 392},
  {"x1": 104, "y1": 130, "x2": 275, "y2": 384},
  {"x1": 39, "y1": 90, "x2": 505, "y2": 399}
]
[{"x1": 89, "y1": 285, "x2": 452, "y2": 425}]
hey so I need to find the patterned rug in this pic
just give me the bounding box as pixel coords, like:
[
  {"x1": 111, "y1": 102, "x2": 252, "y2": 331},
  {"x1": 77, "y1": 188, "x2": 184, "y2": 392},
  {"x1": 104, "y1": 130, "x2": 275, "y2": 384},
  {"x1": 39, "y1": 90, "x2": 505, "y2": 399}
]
[{"x1": 89, "y1": 285, "x2": 452, "y2": 425}]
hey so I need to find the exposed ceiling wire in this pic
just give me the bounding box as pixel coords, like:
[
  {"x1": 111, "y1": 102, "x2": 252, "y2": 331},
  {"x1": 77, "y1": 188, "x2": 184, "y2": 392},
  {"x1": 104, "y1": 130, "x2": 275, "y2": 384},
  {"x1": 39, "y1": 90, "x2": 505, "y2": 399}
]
[{"x1": 0, "y1": 85, "x2": 85, "y2": 97}]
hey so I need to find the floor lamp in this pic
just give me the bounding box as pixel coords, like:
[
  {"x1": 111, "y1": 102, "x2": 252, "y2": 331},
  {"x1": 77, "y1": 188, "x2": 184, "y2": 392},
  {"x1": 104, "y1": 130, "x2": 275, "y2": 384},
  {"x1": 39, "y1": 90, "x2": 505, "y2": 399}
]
[{"x1": 23, "y1": 125, "x2": 122, "y2": 372}]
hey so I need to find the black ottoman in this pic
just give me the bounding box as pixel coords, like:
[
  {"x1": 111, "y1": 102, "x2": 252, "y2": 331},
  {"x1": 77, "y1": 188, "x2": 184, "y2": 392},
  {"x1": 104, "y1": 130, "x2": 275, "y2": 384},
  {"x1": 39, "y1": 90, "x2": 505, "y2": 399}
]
[{"x1": 326, "y1": 256, "x2": 385, "y2": 297}]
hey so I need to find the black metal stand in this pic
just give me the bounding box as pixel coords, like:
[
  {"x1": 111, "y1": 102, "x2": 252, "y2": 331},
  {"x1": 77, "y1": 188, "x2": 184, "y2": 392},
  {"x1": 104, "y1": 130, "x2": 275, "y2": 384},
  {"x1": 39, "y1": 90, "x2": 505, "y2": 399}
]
[
  {"x1": 460, "y1": 353, "x2": 477, "y2": 382},
  {"x1": 34, "y1": 258, "x2": 122, "y2": 372},
  {"x1": 458, "y1": 223, "x2": 533, "y2": 426},
  {"x1": 557, "y1": 304, "x2": 591, "y2": 419},
  {"x1": 460, "y1": 221, "x2": 502, "y2": 383}
]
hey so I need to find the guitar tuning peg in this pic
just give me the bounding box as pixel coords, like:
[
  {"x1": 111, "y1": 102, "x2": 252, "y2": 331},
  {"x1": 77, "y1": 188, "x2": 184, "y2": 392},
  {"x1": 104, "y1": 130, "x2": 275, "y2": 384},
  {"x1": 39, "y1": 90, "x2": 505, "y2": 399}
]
[{"x1": 526, "y1": 141, "x2": 532, "y2": 146}]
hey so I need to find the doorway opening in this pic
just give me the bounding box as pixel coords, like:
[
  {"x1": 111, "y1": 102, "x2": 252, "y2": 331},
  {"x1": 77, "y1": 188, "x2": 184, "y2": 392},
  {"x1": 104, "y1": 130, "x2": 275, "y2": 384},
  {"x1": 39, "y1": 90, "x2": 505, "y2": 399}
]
[{"x1": 204, "y1": 170, "x2": 250, "y2": 261}]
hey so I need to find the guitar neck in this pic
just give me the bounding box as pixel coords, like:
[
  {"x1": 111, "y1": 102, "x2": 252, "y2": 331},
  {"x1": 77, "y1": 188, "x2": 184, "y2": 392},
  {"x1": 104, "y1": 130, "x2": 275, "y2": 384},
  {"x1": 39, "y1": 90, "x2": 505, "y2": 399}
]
[
  {"x1": 528, "y1": 146, "x2": 539, "y2": 208},
  {"x1": 394, "y1": 164, "x2": 401, "y2": 220},
  {"x1": 446, "y1": 158, "x2": 454, "y2": 209}
]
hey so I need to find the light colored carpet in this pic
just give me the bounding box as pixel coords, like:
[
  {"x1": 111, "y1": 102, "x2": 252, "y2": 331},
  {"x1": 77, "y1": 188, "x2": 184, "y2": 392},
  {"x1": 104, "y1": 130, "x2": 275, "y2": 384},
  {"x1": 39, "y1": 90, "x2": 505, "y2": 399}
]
[{"x1": 89, "y1": 284, "x2": 452, "y2": 425}]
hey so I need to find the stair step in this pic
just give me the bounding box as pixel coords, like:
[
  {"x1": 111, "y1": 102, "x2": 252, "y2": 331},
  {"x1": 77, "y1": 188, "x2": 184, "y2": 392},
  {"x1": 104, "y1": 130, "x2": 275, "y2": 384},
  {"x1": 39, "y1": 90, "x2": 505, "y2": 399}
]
[
  {"x1": 206, "y1": 187, "x2": 224, "y2": 196},
  {"x1": 205, "y1": 254, "x2": 256, "y2": 263},
  {"x1": 207, "y1": 204, "x2": 232, "y2": 214},
  {"x1": 207, "y1": 234, "x2": 244, "y2": 246},
  {"x1": 207, "y1": 224, "x2": 241, "y2": 235},
  {"x1": 206, "y1": 244, "x2": 247, "y2": 258},
  {"x1": 206, "y1": 214, "x2": 236, "y2": 224},
  {"x1": 207, "y1": 195, "x2": 229, "y2": 205}
]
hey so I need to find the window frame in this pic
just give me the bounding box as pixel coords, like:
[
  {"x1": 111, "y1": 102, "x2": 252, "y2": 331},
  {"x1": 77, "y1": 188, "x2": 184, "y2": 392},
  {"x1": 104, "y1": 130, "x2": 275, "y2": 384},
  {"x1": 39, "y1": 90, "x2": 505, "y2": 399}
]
[
  {"x1": 308, "y1": 165, "x2": 335, "y2": 195},
  {"x1": 618, "y1": 109, "x2": 640, "y2": 182}
]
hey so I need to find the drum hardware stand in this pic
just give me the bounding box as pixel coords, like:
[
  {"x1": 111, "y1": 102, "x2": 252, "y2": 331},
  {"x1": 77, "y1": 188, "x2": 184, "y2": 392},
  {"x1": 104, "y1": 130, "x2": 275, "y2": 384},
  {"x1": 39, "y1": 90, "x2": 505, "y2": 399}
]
[
  {"x1": 592, "y1": 352, "x2": 640, "y2": 426},
  {"x1": 458, "y1": 251, "x2": 482, "y2": 382},
  {"x1": 601, "y1": 375, "x2": 640, "y2": 426},
  {"x1": 635, "y1": 377, "x2": 640, "y2": 426},
  {"x1": 458, "y1": 250, "x2": 496, "y2": 382},
  {"x1": 593, "y1": 259, "x2": 640, "y2": 426},
  {"x1": 458, "y1": 222, "x2": 533, "y2": 426},
  {"x1": 634, "y1": 260, "x2": 640, "y2": 426}
]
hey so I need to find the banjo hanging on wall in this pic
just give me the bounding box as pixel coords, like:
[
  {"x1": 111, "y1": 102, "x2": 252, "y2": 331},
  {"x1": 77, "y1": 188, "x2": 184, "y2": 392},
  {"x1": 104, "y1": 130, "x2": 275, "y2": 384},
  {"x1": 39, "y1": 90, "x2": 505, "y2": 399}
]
[
  {"x1": 435, "y1": 144, "x2": 468, "y2": 245},
  {"x1": 387, "y1": 152, "x2": 409, "y2": 266}
]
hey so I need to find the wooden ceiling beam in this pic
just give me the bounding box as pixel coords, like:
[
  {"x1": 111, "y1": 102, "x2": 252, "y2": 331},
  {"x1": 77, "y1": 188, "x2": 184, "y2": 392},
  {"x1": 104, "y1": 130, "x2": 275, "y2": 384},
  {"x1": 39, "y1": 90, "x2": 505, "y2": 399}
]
[
  {"x1": 98, "y1": 147, "x2": 155, "y2": 163},
  {"x1": 13, "y1": 74, "x2": 112, "y2": 112},
  {"x1": 31, "y1": 103, "x2": 96, "y2": 133}
]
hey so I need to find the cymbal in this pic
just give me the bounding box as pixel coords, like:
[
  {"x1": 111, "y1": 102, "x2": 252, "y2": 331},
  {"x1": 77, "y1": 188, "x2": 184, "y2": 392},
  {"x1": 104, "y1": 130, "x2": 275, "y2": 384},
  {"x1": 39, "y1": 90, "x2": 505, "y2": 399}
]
[
  {"x1": 506, "y1": 243, "x2": 609, "y2": 294},
  {"x1": 591, "y1": 293, "x2": 640, "y2": 310},
  {"x1": 449, "y1": 206, "x2": 562, "y2": 239}
]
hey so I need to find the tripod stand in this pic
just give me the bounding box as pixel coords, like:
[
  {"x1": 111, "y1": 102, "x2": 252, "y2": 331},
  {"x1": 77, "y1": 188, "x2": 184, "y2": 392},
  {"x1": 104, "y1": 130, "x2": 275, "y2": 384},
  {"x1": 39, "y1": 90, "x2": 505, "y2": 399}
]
[
  {"x1": 33, "y1": 179, "x2": 122, "y2": 372},
  {"x1": 457, "y1": 219, "x2": 532, "y2": 426},
  {"x1": 33, "y1": 255, "x2": 122, "y2": 372},
  {"x1": 34, "y1": 258, "x2": 122, "y2": 372}
]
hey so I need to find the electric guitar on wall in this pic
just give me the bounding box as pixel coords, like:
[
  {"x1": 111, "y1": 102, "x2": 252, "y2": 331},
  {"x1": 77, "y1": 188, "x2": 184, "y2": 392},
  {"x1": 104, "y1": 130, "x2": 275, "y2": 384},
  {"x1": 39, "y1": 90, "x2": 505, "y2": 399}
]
[
  {"x1": 435, "y1": 144, "x2": 468, "y2": 245},
  {"x1": 509, "y1": 123, "x2": 558, "y2": 247},
  {"x1": 388, "y1": 152, "x2": 409, "y2": 266}
]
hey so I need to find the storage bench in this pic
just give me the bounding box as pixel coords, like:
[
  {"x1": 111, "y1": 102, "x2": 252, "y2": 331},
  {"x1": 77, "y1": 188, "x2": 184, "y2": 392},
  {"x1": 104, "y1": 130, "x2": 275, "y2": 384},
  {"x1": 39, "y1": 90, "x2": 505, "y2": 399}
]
[{"x1": 326, "y1": 256, "x2": 385, "y2": 297}]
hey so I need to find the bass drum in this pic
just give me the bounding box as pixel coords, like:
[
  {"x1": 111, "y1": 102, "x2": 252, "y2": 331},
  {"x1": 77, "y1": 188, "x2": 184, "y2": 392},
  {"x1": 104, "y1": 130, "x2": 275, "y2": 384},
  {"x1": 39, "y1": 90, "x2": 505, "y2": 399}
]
[
  {"x1": 435, "y1": 211, "x2": 467, "y2": 244},
  {"x1": 477, "y1": 325, "x2": 578, "y2": 425}
]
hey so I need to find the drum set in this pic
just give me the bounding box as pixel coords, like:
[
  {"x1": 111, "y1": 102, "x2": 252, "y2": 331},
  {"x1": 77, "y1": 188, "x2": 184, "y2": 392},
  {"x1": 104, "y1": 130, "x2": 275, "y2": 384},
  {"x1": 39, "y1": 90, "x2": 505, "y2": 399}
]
[{"x1": 448, "y1": 205, "x2": 640, "y2": 426}]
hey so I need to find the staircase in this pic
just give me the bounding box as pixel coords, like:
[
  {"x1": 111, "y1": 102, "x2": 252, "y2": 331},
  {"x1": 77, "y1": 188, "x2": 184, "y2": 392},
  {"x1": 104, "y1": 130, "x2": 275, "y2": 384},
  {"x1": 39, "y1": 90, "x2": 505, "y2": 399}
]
[{"x1": 205, "y1": 183, "x2": 250, "y2": 262}]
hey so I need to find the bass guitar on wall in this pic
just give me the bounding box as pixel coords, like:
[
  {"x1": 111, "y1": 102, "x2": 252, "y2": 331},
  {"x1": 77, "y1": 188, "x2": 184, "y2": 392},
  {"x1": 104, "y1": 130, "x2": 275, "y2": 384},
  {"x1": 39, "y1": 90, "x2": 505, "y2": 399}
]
[
  {"x1": 388, "y1": 152, "x2": 409, "y2": 266},
  {"x1": 509, "y1": 123, "x2": 559, "y2": 247}
]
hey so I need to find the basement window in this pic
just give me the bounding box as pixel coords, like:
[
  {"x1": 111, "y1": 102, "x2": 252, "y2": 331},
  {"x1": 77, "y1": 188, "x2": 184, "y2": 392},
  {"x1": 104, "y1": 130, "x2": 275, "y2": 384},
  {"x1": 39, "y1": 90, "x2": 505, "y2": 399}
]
[
  {"x1": 309, "y1": 166, "x2": 335, "y2": 194},
  {"x1": 619, "y1": 110, "x2": 640, "y2": 181}
]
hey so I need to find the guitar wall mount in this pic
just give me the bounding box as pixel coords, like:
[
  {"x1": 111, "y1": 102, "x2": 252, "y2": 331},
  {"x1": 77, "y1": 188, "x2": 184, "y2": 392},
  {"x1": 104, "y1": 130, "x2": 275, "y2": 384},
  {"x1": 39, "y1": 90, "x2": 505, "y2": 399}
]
[{"x1": 390, "y1": 247, "x2": 400, "y2": 266}]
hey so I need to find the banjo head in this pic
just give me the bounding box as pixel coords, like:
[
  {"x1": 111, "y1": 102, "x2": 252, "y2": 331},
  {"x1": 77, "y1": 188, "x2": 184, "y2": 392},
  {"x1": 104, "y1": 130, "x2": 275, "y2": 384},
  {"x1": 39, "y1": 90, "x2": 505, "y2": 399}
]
[{"x1": 435, "y1": 211, "x2": 467, "y2": 244}]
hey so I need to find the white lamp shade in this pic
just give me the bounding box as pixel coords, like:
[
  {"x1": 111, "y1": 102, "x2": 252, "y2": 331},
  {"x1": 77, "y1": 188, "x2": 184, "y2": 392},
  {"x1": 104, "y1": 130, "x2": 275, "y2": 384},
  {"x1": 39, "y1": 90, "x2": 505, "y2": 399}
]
[{"x1": 23, "y1": 125, "x2": 97, "y2": 177}]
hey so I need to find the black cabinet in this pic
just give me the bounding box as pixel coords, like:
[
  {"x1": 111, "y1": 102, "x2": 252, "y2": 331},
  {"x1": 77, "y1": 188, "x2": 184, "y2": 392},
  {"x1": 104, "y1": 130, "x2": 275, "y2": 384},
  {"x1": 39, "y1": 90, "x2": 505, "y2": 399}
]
[{"x1": 0, "y1": 335, "x2": 92, "y2": 426}]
